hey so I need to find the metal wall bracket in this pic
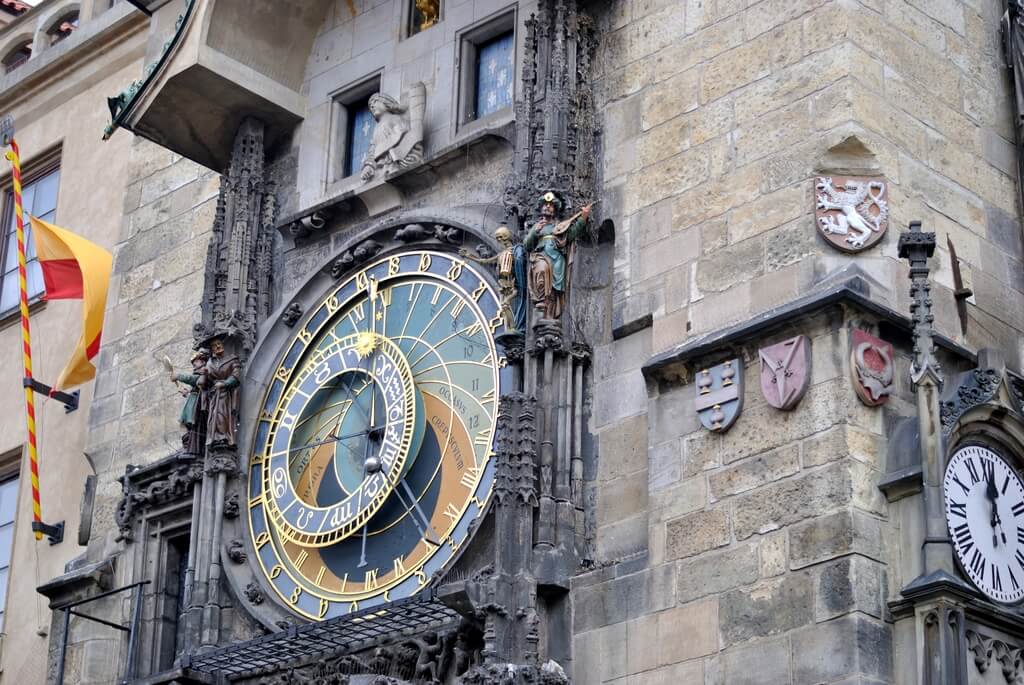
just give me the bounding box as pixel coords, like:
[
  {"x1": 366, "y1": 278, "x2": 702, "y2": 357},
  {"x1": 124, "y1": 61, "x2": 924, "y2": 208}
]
[
  {"x1": 31, "y1": 520, "x2": 64, "y2": 545},
  {"x1": 23, "y1": 378, "x2": 79, "y2": 413}
]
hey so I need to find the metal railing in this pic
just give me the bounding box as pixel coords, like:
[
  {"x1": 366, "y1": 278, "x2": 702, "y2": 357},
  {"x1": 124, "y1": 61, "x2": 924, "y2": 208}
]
[{"x1": 51, "y1": 580, "x2": 150, "y2": 685}]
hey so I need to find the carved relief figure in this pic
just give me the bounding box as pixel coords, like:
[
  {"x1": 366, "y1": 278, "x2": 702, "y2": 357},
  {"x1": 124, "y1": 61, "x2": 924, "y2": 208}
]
[
  {"x1": 522, "y1": 192, "x2": 592, "y2": 321},
  {"x1": 460, "y1": 226, "x2": 528, "y2": 332},
  {"x1": 815, "y1": 176, "x2": 888, "y2": 252},
  {"x1": 166, "y1": 348, "x2": 209, "y2": 455},
  {"x1": 200, "y1": 337, "x2": 241, "y2": 447},
  {"x1": 360, "y1": 84, "x2": 426, "y2": 181}
]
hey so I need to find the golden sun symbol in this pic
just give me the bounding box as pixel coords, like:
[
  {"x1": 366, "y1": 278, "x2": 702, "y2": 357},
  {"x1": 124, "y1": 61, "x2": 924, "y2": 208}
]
[{"x1": 354, "y1": 332, "x2": 377, "y2": 358}]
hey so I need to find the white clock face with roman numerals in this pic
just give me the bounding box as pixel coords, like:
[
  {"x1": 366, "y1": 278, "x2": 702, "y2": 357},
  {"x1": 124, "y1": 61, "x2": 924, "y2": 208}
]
[{"x1": 944, "y1": 444, "x2": 1024, "y2": 604}]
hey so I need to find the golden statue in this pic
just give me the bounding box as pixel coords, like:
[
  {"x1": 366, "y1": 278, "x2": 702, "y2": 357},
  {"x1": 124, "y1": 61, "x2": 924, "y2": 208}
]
[{"x1": 414, "y1": 0, "x2": 440, "y2": 32}]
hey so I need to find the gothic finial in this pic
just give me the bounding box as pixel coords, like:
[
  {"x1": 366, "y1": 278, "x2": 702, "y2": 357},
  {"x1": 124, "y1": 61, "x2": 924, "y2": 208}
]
[{"x1": 898, "y1": 220, "x2": 942, "y2": 387}]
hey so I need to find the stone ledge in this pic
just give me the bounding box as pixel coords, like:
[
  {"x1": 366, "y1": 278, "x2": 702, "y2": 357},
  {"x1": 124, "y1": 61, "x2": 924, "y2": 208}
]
[
  {"x1": 642, "y1": 275, "x2": 975, "y2": 384},
  {"x1": 36, "y1": 556, "x2": 115, "y2": 608}
]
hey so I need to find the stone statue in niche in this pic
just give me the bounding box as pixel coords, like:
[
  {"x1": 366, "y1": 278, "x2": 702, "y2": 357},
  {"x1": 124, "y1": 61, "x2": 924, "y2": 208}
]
[
  {"x1": 198, "y1": 336, "x2": 242, "y2": 448},
  {"x1": 460, "y1": 226, "x2": 528, "y2": 333},
  {"x1": 523, "y1": 191, "x2": 592, "y2": 321},
  {"x1": 164, "y1": 348, "x2": 209, "y2": 456},
  {"x1": 359, "y1": 83, "x2": 426, "y2": 182}
]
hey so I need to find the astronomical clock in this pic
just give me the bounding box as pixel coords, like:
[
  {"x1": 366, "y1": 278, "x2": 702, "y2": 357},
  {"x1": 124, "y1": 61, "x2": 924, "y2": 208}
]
[{"x1": 246, "y1": 249, "x2": 513, "y2": 621}]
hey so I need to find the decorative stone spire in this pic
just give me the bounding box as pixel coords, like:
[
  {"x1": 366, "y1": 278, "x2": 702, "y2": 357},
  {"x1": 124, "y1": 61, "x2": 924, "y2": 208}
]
[{"x1": 898, "y1": 220, "x2": 942, "y2": 387}]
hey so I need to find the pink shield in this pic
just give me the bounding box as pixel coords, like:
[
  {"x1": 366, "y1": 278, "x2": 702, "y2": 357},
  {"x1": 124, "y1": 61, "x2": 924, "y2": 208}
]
[{"x1": 759, "y1": 336, "x2": 811, "y2": 410}]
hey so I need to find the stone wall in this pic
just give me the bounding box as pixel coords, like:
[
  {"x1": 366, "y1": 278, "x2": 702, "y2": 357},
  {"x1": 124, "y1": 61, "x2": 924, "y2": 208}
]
[
  {"x1": 86, "y1": 138, "x2": 217, "y2": 563},
  {"x1": 578, "y1": 0, "x2": 1017, "y2": 682}
]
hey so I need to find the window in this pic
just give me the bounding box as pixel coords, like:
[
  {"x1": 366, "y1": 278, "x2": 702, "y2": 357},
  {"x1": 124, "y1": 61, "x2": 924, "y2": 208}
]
[
  {"x1": 328, "y1": 76, "x2": 381, "y2": 184},
  {"x1": 346, "y1": 97, "x2": 374, "y2": 179},
  {"x1": 0, "y1": 474, "x2": 18, "y2": 631},
  {"x1": 2, "y1": 41, "x2": 31, "y2": 74},
  {"x1": 408, "y1": 0, "x2": 441, "y2": 36},
  {"x1": 0, "y1": 165, "x2": 60, "y2": 314},
  {"x1": 47, "y1": 11, "x2": 79, "y2": 46},
  {"x1": 457, "y1": 15, "x2": 515, "y2": 126}
]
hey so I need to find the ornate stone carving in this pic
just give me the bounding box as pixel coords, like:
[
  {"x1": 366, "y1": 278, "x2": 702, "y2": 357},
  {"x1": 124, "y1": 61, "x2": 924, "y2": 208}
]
[
  {"x1": 244, "y1": 582, "x2": 264, "y2": 605},
  {"x1": 223, "y1": 492, "x2": 239, "y2": 519},
  {"x1": 394, "y1": 223, "x2": 434, "y2": 242},
  {"x1": 197, "y1": 118, "x2": 277, "y2": 356},
  {"x1": 360, "y1": 83, "x2": 426, "y2": 182},
  {"x1": 898, "y1": 221, "x2": 942, "y2": 386},
  {"x1": 850, "y1": 329, "x2": 894, "y2": 406},
  {"x1": 226, "y1": 539, "x2": 247, "y2": 564},
  {"x1": 815, "y1": 176, "x2": 888, "y2": 252},
  {"x1": 940, "y1": 368, "x2": 1002, "y2": 433},
  {"x1": 330, "y1": 240, "x2": 383, "y2": 279},
  {"x1": 695, "y1": 359, "x2": 743, "y2": 432},
  {"x1": 758, "y1": 336, "x2": 810, "y2": 410},
  {"x1": 115, "y1": 458, "x2": 204, "y2": 542},
  {"x1": 1003, "y1": 1, "x2": 1024, "y2": 220},
  {"x1": 965, "y1": 629, "x2": 1024, "y2": 683},
  {"x1": 281, "y1": 302, "x2": 303, "y2": 328},
  {"x1": 494, "y1": 394, "x2": 538, "y2": 506},
  {"x1": 504, "y1": 1, "x2": 598, "y2": 224},
  {"x1": 205, "y1": 447, "x2": 239, "y2": 476}
]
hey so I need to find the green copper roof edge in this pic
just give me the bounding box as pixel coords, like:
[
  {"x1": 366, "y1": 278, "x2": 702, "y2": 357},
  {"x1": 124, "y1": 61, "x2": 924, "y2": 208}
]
[{"x1": 102, "y1": 0, "x2": 196, "y2": 141}]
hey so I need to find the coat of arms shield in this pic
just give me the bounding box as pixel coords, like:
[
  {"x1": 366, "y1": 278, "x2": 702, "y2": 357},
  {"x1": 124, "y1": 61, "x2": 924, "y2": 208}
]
[
  {"x1": 850, "y1": 329, "x2": 894, "y2": 406},
  {"x1": 759, "y1": 336, "x2": 811, "y2": 410},
  {"x1": 695, "y1": 358, "x2": 743, "y2": 432}
]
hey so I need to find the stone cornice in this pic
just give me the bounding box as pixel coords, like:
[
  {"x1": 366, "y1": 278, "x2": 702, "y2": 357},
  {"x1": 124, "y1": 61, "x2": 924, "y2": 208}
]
[{"x1": 642, "y1": 275, "x2": 976, "y2": 384}]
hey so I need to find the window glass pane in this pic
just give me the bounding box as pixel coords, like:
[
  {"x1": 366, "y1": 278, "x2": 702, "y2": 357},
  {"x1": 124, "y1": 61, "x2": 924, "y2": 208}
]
[
  {"x1": 0, "y1": 168, "x2": 59, "y2": 314},
  {"x1": 0, "y1": 524, "x2": 13, "y2": 569},
  {"x1": 0, "y1": 479, "x2": 16, "y2": 524},
  {"x1": 346, "y1": 102, "x2": 375, "y2": 178},
  {"x1": 31, "y1": 169, "x2": 59, "y2": 217},
  {"x1": 0, "y1": 567, "x2": 9, "y2": 616},
  {"x1": 475, "y1": 32, "x2": 514, "y2": 119},
  {"x1": 26, "y1": 260, "x2": 43, "y2": 299},
  {"x1": 0, "y1": 273, "x2": 18, "y2": 312},
  {"x1": 2, "y1": 232, "x2": 16, "y2": 273}
]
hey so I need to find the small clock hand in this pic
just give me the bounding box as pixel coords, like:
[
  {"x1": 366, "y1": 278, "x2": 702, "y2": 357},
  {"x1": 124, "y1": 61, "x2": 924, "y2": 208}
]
[
  {"x1": 988, "y1": 472, "x2": 1000, "y2": 546},
  {"x1": 284, "y1": 428, "x2": 377, "y2": 456}
]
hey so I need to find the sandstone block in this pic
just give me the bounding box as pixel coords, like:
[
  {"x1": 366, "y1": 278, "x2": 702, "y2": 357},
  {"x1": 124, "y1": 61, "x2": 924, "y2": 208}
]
[
  {"x1": 139, "y1": 158, "x2": 201, "y2": 207},
  {"x1": 635, "y1": 146, "x2": 711, "y2": 211},
  {"x1": 651, "y1": 384, "x2": 700, "y2": 445},
  {"x1": 649, "y1": 440, "x2": 682, "y2": 492},
  {"x1": 700, "y1": 19, "x2": 803, "y2": 103},
  {"x1": 728, "y1": 184, "x2": 805, "y2": 243},
  {"x1": 597, "y1": 513, "x2": 649, "y2": 564},
  {"x1": 597, "y1": 414, "x2": 649, "y2": 481},
  {"x1": 695, "y1": 237, "x2": 764, "y2": 294},
  {"x1": 791, "y1": 615, "x2": 893, "y2": 684},
  {"x1": 598, "y1": 469, "x2": 649, "y2": 524},
  {"x1": 708, "y1": 445, "x2": 800, "y2": 500},
  {"x1": 638, "y1": 227, "x2": 702, "y2": 281},
  {"x1": 719, "y1": 572, "x2": 814, "y2": 646},
  {"x1": 650, "y1": 476, "x2": 707, "y2": 524},
  {"x1": 676, "y1": 543, "x2": 759, "y2": 603},
  {"x1": 642, "y1": 68, "x2": 700, "y2": 131},
  {"x1": 735, "y1": 99, "x2": 814, "y2": 167},
  {"x1": 733, "y1": 462, "x2": 851, "y2": 540},
  {"x1": 760, "y1": 531, "x2": 787, "y2": 577},
  {"x1": 652, "y1": 308, "x2": 692, "y2": 355},
  {"x1": 657, "y1": 598, "x2": 719, "y2": 664},
  {"x1": 788, "y1": 508, "x2": 883, "y2": 568},
  {"x1": 744, "y1": 0, "x2": 826, "y2": 39},
  {"x1": 720, "y1": 636, "x2": 791, "y2": 685},
  {"x1": 665, "y1": 507, "x2": 730, "y2": 560},
  {"x1": 653, "y1": 14, "x2": 744, "y2": 81},
  {"x1": 814, "y1": 556, "x2": 884, "y2": 622}
]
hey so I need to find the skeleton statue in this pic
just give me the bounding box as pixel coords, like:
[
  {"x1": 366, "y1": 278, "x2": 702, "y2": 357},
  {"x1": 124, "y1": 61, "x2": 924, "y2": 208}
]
[
  {"x1": 460, "y1": 226, "x2": 527, "y2": 332},
  {"x1": 815, "y1": 177, "x2": 888, "y2": 249},
  {"x1": 360, "y1": 84, "x2": 426, "y2": 181}
]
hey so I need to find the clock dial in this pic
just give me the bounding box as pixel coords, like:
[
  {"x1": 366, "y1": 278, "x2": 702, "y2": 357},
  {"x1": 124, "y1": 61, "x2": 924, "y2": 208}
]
[
  {"x1": 944, "y1": 444, "x2": 1024, "y2": 603},
  {"x1": 248, "y1": 250, "x2": 512, "y2": 620}
]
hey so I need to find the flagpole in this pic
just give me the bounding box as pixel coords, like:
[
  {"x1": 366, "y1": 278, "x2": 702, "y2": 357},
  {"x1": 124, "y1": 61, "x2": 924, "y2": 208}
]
[{"x1": 4, "y1": 139, "x2": 43, "y2": 540}]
